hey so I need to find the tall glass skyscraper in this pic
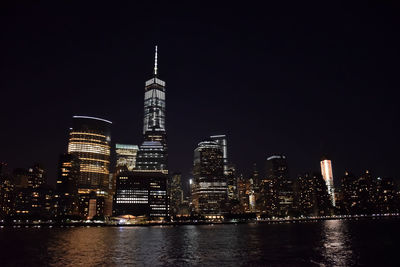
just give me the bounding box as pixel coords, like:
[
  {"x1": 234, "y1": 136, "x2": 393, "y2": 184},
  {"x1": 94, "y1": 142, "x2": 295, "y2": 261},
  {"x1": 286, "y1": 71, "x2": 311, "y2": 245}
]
[
  {"x1": 210, "y1": 135, "x2": 228, "y2": 175},
  {"x1": 192, "y1": 141, "x2": 227, "y2": 217},
  {"x1": 320, "y1": 157, "x2": 335, "y2": 207},
  {"x1": 137, "y1": 46, "x2": 168, "y2": 172},
  {"x1": 67, "y1": 116, "x2": 112, "y2": 219},
  {"x1": 68, "y1": 116, "x2": 112, "y2": 190},
  {"x1": 135, "y1": 141, "x2": 167, "y2": 172},
  {"x1": 265, "y1": 155, "x2": 293, "y2": 217},
  {"x1": 143, "y1": 46, "x2": 167, "y2": 149},
  {"x1": 114, "y1": 47, "x2": 168, "y2": 220}
]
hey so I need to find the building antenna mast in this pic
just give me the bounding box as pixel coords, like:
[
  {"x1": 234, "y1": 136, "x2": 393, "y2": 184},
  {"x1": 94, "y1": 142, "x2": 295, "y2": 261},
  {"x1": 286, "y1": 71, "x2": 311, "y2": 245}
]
[{"x1": 154, "y1": 45, "x2": 158, "y2": 76}]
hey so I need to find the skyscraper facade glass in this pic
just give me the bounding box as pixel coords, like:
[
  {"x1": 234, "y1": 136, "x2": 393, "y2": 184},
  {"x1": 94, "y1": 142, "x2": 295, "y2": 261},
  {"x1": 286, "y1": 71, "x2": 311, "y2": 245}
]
[
  {"x1": 192, "y1": 141, "x2": 227, "y2": 217},
  {"x1": 115, "y1": 47, "x2": 169, "y2": 220},
  {"x1": 56, "y1": 153, "x2": 80, "y2": 217},
  {"x1": 210, "y1": 135, "x2": 228, "y2": 175},
  {"x1": 67, "y1": 116, "x2": 112, "y2": 219},
  {"x1": 320, "y1": 157, "x2": 335, "y2": 207},
  {"x1": 139, "y1": 46, "x2": 168, "y2": 171},
  {"x1": 136, "y1": 141, "x2": 167, "y2": 172},
  {"x1": 265, "y1": 155, "x2": 293, "y2": 217},
  {"x1": 115, "y1": 144, "x2": 139, "y2": 172},
  {"x1": 113, "y1": 171, "x2": 168, "y2": 219},
  {"x1": 143, "y1": 46, "x2": 167, "y2": 149},
  {"x1": 68, "y1": 116, "x2": 112, "y2": 190}
]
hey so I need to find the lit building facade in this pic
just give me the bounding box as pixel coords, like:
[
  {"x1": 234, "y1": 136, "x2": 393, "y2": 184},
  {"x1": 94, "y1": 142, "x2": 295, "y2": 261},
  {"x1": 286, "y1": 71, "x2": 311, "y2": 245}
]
[
  {"x1": 192, "y1": 141, "x2": 227, "y2": 217},
  {"x1": 226, "y1": 166, "x2": 238, "y2": 201},
  {"x1": 210, "y1": 135, "x2": 228, "y2": 175},
  {"x1": 296, "y1": 172, "x2": 332, "y2": 216},
  {"x1": 113, "y1": 171, "x2": 168, "y2": 219},
  {"x1": 0, "y1": 179, "x2": 14, "y2": 218},
  {"x1": 67, "y1": 116, "x2": 112, "y2": 219},
  {"x1": 141, "y1": 46, "x2": 167, "y2": 166},
  {"x1": 136, "y1": 141, "x2": 167, "y2": 172},
  {"x1": 320, "y1": 157, "x2": 335, "y2": 207},
  {"x1": 237, "y1": 175, "x2": 252, "y2": 213},
  {"x1": 68, "y1": 116, "x2": 112, "y2": 190},
  {"x1": 113, "y1": 47, "x2": 169, "y2": 220},
  {"x1": 265, "y1": 155, "x2": 293, "y2": 217},
  {"x1": 115, "y1": 144, "x2": 139, "y2": 172},
  {"x1": 169, "y1": 172, "x2": 184, "y2": 216},
  {"x1": 27, "y1": 164, "x2": 46, "y2": 188},
  {"x1": 56, "y1": 153, "x2": 80, "y2": 217}
]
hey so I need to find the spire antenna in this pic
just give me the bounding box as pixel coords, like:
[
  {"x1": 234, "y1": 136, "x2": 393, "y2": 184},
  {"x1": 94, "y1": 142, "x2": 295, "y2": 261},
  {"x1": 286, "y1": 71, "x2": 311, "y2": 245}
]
[{"x1": 154, "y1": 45, "x2": 158, "y2": 76}]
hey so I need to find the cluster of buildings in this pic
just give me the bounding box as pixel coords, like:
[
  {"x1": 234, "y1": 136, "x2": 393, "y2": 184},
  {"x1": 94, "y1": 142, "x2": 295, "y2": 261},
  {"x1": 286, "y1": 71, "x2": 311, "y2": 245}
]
[
  {"x1": 1, "y1": 47, "x2": 399, "y2": 223},
  {"x1": 187, "y1": 152, "x2": 399, "y2": 219}
]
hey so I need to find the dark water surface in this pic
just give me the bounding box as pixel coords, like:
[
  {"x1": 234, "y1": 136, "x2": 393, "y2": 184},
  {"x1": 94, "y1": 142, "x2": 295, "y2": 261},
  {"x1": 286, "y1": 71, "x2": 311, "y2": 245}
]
[{"x1": 0, "y1": 219, "x2": 398, "y2": 266}]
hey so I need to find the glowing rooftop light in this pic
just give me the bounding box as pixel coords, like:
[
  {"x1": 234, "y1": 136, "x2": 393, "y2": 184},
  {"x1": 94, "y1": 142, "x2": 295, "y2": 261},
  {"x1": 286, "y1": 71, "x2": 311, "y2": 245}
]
[{"x1": 73, "y1": 116, "x2": 112, "y2": 124}]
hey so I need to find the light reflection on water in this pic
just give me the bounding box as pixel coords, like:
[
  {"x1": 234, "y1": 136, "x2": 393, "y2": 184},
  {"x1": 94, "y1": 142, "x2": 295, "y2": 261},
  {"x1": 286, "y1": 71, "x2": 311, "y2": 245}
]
[
  {"x1": 0, "y1": 219, "x2": 398, "y2": 266},
  {"x1": 319, "y1": 220, "x2": 354, "y2": 266}
]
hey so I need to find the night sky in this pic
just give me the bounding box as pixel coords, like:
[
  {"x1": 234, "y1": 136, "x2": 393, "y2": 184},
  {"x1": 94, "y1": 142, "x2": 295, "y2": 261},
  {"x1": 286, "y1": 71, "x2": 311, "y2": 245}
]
[{"x1": 1, "y1": 2, "x2": 399, "y2": 186}]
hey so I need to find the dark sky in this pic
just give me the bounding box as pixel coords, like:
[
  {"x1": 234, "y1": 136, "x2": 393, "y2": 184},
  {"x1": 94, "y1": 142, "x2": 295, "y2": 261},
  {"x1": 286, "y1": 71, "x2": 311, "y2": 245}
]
[{"x1": 1, "y1": 2, "x2": 399, "y2": 186}]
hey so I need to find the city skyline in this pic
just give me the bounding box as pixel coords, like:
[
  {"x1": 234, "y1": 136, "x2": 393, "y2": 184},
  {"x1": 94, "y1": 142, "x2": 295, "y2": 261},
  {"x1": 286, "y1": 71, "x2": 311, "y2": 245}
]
[
  {"x1": 1, "y1": 3, "x2": 400, "y2": 267},
  {"x1": 1, "y1": 2, "x2": 399, "y2": 184}
]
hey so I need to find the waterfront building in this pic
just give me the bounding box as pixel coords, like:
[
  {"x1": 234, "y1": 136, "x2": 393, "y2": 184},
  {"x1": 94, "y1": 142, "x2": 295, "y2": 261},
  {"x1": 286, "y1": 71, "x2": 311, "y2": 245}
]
[
  {"x1": 67, "y1": 115, "x2": 112, "y2": 219},
  {"x1": 10, "y1": 164, "x2": 46, "y2": 189},
  {"x1": 27, "y1": 164, "x2": 46, "y2": 188},
  {"x1": 257, "y1": 176, "x2": 274, "y2": 216},
  {"x1": 251, "y1": 163, "x2": 260, "y2": 193},
  {"x1": 136, "y1": 141, "x2": 167, "y2": 172},
  {"x1": 68, "y1": 116, "x2": 112, "y2": 190},
  {"x1": 210, "y1": 135, "x2": 228, "y2": 175},
  {"x1": 374, "y1": 176, "x2": 399, "y2": 214},
  {"x1": 354, "y1": 170, "x2": 375, "y2": 214},
  {"x1": 320, "y1": 157, "x2": 335, "y2": 206},
  {"x1": 192, "y1": 141, "x2": 227, "y2": 217},
  {"x1": 340, "y1": 170, "x2": 399, "y2": 215},
  {"x1": 296, "y1": 172, "x2": 332, "y2": 216},
  {"x1": 339, "y1": 171, "x2": 358, "y2": 215},
  {"x1": 0, "y1": 179, "x2": 14, "y2": 218},
  {"x1": 55, "y1": 153, "x2": 80, "y2": 218},
  {"x1": 113, "y1": 47, "x2": 169, "y2": 220},
  {"x1": 113, "y1": 171, "x2": 168, "y2": 219},
  {"x1": 169, "y1": 172, "x2": 184, "y2": 217},
  {"x1": 237, "y1": 175, "x2": 252, "y2": 213},
  {"x1": 115, "y1": 144, "x2": 139, "y2": 173},
  {"x1": 12, "y1": 185, "x2": 55, "y2": 219},
  {"x1": 140, "y1": 46, "x2": 167, "y2": 168},
  {"x1": 226, "y1": 165, "x2": 238, "y2": 201},
  {"x1": 265, "y1": 155, "x2": 293, "y2": 217}
]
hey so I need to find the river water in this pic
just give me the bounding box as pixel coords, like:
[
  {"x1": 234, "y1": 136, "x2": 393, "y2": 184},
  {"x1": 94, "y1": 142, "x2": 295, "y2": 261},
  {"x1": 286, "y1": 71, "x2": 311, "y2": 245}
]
[{"x1": 0, "y1": 219, "x2": 398, "y2": 266}]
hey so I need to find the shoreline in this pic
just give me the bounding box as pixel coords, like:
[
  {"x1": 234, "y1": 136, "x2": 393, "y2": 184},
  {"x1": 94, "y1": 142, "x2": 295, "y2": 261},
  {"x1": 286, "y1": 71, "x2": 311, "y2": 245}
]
[{"x1": 1, "y1": 213, "x2": 399, "y2": 228}]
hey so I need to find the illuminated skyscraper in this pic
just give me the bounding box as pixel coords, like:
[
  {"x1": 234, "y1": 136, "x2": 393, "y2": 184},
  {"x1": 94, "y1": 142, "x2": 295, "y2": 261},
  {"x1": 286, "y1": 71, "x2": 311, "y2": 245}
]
[
  {"x1": 67, "y1": 116, "x2": 112, "y2": 218},
  {"x1": 142, "y1": 46, "x2": 167, "y2": 161},
  {"x1": 265, "y1": 155, "x2": 293, "y2": 217},
  {"x1": 320, "y1": 157, "x2": 335, "y2": 206},
  {"x1": 137, "y1": 46, "x2": 168, "y2": 172},
  {"x1": 169, "y1": 172, "x2": 184, "y2": 216},
  {"x1": 68, "y1": 116, "x2": 112, "y2": 190},
  {"x1": 114, "y1": 47, "x2": 169, "y2": 220},
  {"x1": 136, "y1": 141, "x2": 167, "y2": 172},
  {"x1": 192, "y1": 141, "x2": 227, "y2": 217},
  {"x1": 210, "y1": 135, "x2": 228, "y2": 175},
  {"x1": 296, "y1": 172, "x2": 332, "y2": 216},
  {"x1": 115, "y1": 144, "x2": 139, "y2": 173}
]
